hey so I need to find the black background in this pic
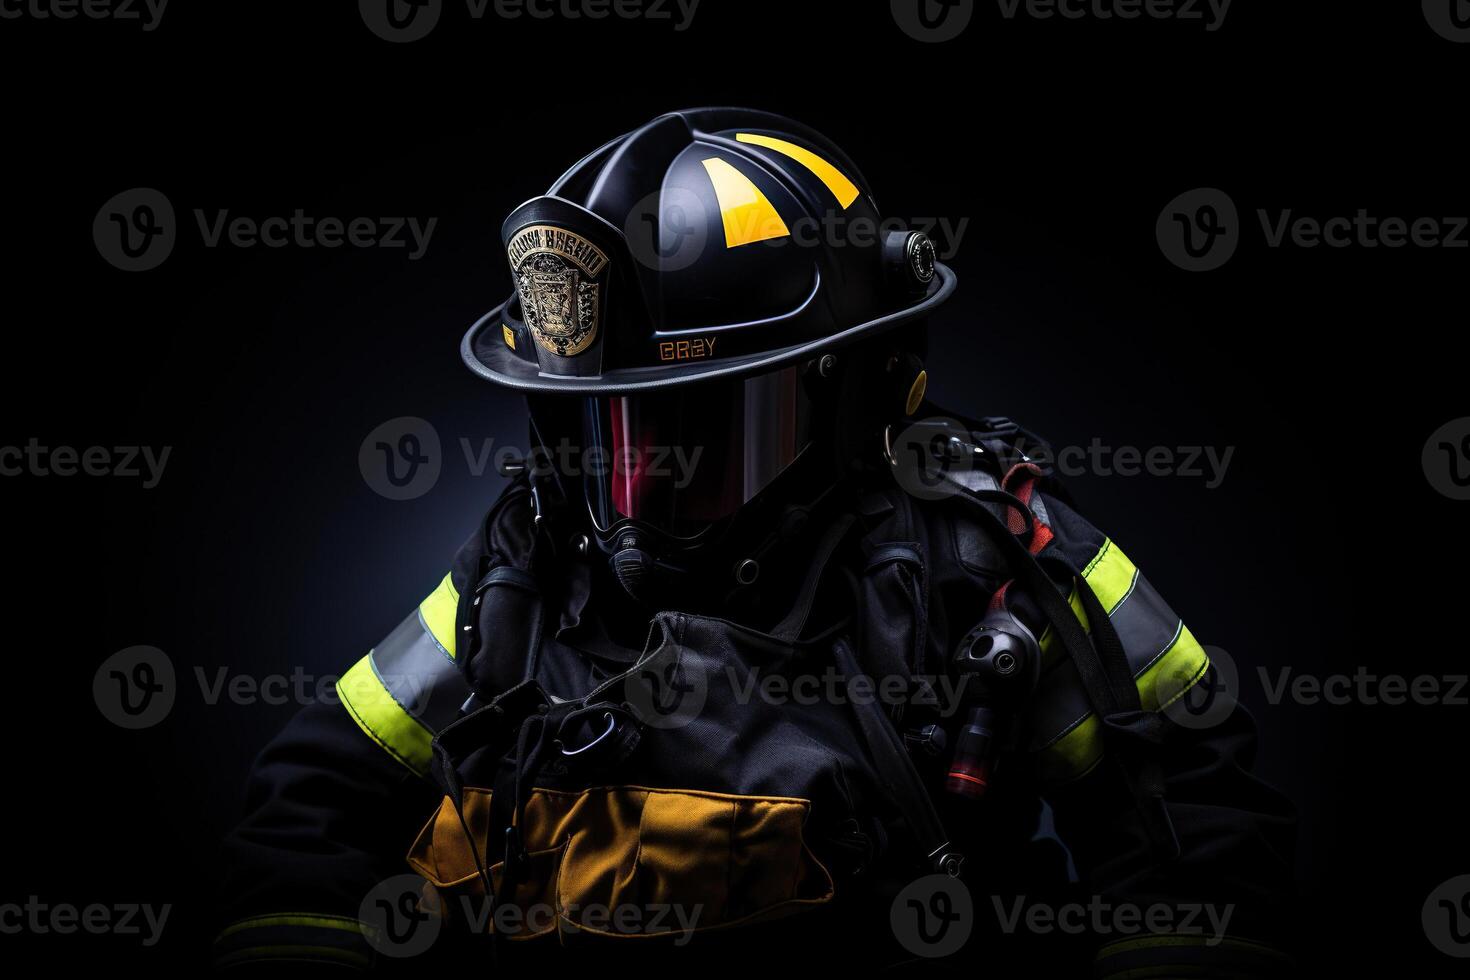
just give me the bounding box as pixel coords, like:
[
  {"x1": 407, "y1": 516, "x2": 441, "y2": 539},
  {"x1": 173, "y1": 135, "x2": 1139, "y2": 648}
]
[{"x1": 2, "y1": 0, "x2": 1466, "y2": 971}]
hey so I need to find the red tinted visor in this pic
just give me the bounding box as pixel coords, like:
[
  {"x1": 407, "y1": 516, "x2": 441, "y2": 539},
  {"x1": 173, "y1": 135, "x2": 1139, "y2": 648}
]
[{"x1": 582, "y1": 366, "x2": 813, "y2": 538}]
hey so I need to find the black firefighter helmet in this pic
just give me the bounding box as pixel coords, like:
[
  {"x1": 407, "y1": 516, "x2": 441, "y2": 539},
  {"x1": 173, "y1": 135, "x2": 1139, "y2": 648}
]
[{"x1": 463, "y1": 107, "x2": 955, "y2": 597}]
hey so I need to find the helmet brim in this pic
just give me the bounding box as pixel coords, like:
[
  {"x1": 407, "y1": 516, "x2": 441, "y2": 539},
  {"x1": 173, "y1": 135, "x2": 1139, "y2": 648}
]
[{"x1": 461, "y1": 262, "x2": 956, "y2": 396}]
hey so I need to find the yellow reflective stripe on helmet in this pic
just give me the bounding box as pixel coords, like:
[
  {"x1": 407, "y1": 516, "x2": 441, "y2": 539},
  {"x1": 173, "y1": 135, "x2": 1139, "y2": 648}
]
[
  {"x1": 1036, "y1": 624, "x2": 1210, "y2": 784},
  {"x1": 735, "y1": 133, "x2": 861, "y2": 209},
  {"x1": 337, "y1": 654, "x2": 434, "y2": 775},
  {"x1": 701, "y1": 157, "x2": 791, "y2": 247},
  {"x1": 418, "y1": 572, "x2": 460, "y2": 660}
]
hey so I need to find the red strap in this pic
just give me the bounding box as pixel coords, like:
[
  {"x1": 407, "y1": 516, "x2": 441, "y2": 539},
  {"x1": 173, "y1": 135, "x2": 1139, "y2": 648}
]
[{"x1": 1001, "y1": 462, "x2": 1053, "y2": 555}]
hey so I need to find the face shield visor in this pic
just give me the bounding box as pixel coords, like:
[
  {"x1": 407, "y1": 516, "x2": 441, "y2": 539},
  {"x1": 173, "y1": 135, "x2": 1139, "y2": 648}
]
[{"x1": 575, "y1": 366, "x2": 815, "y2": 541}]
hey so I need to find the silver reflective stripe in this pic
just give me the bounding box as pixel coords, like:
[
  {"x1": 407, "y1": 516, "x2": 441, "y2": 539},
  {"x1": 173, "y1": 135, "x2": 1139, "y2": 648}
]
[{"x1": 369, "y1": 610, "x2": 469, "y2": 736}]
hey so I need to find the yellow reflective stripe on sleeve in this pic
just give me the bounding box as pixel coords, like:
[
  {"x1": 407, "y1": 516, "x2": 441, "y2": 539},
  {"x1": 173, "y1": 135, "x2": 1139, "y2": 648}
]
[
  {"x1": 1084, "y1": 538, "x2": 1140, "y2": 612},
  {"x1": 216, "y1": 914, "x2": 367, "y2": 941},
  {"x1": 418, "y1": 572, "x2": 460, "y2": 660},
  {"x1": 213, "y1": 912, "x2": 377, "y2": 971},
  {"x1": 735, "y1": 133, "x2": 861, "y2": 208},
  {"x1": 337, "y1": 652, "x2": 434, "y2": 775},
  {"x1": 701, "y1": 157, "x2": 791, "y2": 247},
  {"x1": 1036, "y1": 624, "x2": 1210, "y2": 784},
  {"x1": 1037, "y1": 538, "x2": 1136, "y2": 668},
  {"x1": 1094, "y1": 933, "x2": 1293, "y2": 979}
]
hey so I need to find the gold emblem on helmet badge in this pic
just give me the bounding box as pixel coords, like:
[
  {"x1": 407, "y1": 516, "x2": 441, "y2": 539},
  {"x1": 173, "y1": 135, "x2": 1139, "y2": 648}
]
[{"x1": 506, "y1": 224, "x2": 609, "y2": 357}]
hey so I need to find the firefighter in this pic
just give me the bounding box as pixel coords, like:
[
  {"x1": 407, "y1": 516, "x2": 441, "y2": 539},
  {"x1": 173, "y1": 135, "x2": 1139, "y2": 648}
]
[{"x1": 216, "y1": 108, "x2": 1295, "y2": 975}]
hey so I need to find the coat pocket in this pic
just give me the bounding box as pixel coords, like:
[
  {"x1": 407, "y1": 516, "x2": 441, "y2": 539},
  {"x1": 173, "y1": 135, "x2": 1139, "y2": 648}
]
[{"x1": 406, "y1": 785, "x2": 834, "y2": 942}]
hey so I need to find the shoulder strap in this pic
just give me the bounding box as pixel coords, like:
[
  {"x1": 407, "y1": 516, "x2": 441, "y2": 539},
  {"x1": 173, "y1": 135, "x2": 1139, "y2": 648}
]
[{"x1": 941, "y1": 474, "x2": 1181, "y2": 864}]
